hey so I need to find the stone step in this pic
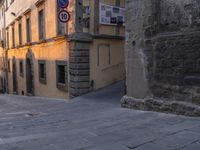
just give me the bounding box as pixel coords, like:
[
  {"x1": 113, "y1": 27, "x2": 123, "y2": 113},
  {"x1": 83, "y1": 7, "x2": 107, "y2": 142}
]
[{"x1": 121, "y1": 96, "x2": 200, "y2": 117}]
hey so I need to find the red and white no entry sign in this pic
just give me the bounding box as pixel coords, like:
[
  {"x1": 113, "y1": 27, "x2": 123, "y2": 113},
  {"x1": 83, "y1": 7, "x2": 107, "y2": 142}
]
[{"x1": 58, "y1": 10, "x2": 70, "y2": 23}]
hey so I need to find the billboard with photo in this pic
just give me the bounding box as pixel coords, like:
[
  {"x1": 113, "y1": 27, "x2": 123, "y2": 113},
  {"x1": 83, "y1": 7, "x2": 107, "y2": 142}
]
[{"x1": 99, "y1": 3, "x2": 125, "y2": 26}]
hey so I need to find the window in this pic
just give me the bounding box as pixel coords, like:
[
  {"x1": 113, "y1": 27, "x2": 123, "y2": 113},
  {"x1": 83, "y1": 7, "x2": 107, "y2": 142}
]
[
  {"x1": 38, "y1": 60, "x2": 46, "y2": 84},
  {"x1": 56, "y1": 60, "x2": 68, "y2": 91},
  {"x1": 58, "y1": 65, "x2": 65, "y2": 83},
  {"x1": 8, "y1": 60, "x2": 10, "y2": 72},
  {"x1": 18, "y1": 22, "x2": 22, "y2": 45},
  {"x1": 12, "y1": 26, "x2": 15, "y2": 48},
  {"x1": 38, "y1": 9, "x2": 45, "y2": 40},
  {"x1": 6, "y1": 30, "x2": 9, "y2": 49},
  {"x1": 26, "y1": 17, "x2": 31, "y2": 43},
  {"x1": 19, "y1": 60, "x2": 24, "y2": 77}
]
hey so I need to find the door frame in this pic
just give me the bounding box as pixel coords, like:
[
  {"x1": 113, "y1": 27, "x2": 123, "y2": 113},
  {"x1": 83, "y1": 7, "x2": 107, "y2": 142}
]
[
  {"x1": 12, "y1": 57, "x2": 18, "y2": 94},
  {"x1": 26, "y1": 50, "x2": 35, "y2": 96}
]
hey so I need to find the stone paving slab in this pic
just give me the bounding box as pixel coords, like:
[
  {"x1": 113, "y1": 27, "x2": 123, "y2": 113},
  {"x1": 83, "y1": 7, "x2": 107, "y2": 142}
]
[{"x1": 0, "y1": 82, "x2": 200, "y2": 150}]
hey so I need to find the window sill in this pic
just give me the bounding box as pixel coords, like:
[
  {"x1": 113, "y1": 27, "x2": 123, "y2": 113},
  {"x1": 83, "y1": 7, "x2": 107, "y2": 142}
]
[
  {"x1": 38, "y1": 39, "x2": 46, "y2": 44},
  {"x1": 54, "y1": 35, "x2": 66, "y2": 41},
  {"x1": 57, "y1": 83, "x2": 67, "y2": 92},
  {"x1": 25, "y1": 42, "x2": 32, "y2": 46}
]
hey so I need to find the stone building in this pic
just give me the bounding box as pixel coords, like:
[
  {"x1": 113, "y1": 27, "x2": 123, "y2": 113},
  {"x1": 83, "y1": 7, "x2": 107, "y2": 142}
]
[
  {"x1": 122, "y1": 0, "x2": 200, "y2": 116},
  {"x1": 1, "y1": 0, "x2": 125, "y2": 99},
  {"x1": 0, "y1": 0, "x2": 5, "y2": 92}
]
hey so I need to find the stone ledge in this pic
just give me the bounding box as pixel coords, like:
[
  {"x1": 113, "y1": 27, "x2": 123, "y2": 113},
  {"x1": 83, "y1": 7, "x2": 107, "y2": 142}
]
[
  {"x1": 121, "y1": 96, "x2": 200, "y2": 117},
  {"x1": 68, "y1": 33, "x2": 93, "y2": 43}
]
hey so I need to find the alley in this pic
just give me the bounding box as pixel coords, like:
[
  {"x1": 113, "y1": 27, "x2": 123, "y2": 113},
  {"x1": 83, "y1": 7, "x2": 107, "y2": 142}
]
[{"x1": 0, "y1": 82, "x2": 200, "y2": 150}]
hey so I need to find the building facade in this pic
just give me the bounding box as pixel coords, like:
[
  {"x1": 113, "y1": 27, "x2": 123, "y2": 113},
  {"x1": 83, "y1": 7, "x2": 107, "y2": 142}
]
[
  {"x1": 0, "y1": 0, "x2": 5, "y2": 93},
  {"x1": 122, "y1": 0, "x2": 200, "y2": 116},
  {"x1": 2, "y1": 0, "x2": 125, "y2": 99}
]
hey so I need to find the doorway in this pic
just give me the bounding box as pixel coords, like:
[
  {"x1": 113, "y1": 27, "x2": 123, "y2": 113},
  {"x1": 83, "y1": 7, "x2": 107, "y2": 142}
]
[
  {"x1": 12, "y1": 57, "x2": 18, "y2": 94},
  {"x1": 26, "y1": 58, "x2": 34, "y2": 95},
  {"x1": 26, "y1": 50, "x2": 34, "y2": 96}
]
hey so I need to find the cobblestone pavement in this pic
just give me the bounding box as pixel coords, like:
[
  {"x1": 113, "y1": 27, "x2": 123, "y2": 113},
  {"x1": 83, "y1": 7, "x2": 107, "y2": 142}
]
[{"x1": 0, "y1": 82, "x2": 200, "y2": 150}]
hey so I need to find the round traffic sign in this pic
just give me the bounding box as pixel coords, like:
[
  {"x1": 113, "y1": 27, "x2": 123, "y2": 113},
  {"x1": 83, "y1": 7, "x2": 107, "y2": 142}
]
[
  {"x1": 58, "y1": 10, "x2": 70, "y2": 23},
  {"x1": 57, "y1": 0, "x2": 69, "y2": 8}
]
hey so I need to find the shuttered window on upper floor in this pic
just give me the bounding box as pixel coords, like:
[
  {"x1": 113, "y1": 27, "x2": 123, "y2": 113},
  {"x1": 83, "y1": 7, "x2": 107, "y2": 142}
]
[
  {"x1": 38, "y1": 9, "x2": 45, "y2": 40},
  {"x1": 18, "y1": 21, "x2": 22, "y2": 45},
  {"x1": 26, "y1": 17, "x2": 31, "y2": 43}
]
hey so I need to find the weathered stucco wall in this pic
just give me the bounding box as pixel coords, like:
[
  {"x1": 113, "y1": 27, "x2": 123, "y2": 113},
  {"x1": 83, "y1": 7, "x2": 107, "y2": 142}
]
[
  {"x1": 90, "y1": 39, "x2": 125, "y2": 90},
  {"x1": 5, "y1": 0, "x2": 125, "y2": 99},
  {"x1": 7, "y1": 40, "x2": 69, "y2": 99},
  {"x1": 124, "y1": 0, "x2": 154, "y2": 99},
  {"x1": 122, "y1": 0, "x2": 200, "y2": 116}
]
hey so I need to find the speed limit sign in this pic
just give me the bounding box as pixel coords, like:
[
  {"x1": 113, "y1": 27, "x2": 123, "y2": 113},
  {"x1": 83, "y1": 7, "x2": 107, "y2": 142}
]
[{"x1": 58, "y1": 10, "x2": 70, "y2": 23}]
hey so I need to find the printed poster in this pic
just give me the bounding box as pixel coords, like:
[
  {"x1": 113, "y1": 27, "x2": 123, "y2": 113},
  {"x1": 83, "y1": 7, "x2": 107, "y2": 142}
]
[{"x1": 99, "y1": 3, "x2": 125, "y2": 26}]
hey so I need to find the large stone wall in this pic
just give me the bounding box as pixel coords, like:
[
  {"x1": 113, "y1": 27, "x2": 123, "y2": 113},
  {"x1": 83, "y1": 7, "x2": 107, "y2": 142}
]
[
  {"x1": 122, "y1": 0, "x2": 200, "y2": 116},
  {"x1": 159, "y1": 0, "x2": 200, "y2": 32},
  {"x1": 153, "y1": 32, "x2": 200, "y2": 102},
  {"x1": 153, "y1": 0, "x2": 200, "y2": 102}
]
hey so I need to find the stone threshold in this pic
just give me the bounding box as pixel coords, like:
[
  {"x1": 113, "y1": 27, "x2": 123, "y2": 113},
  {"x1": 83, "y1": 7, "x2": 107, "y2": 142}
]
[{"x1": 121, "y1": 96, "x2": 200, "y2": 117}]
